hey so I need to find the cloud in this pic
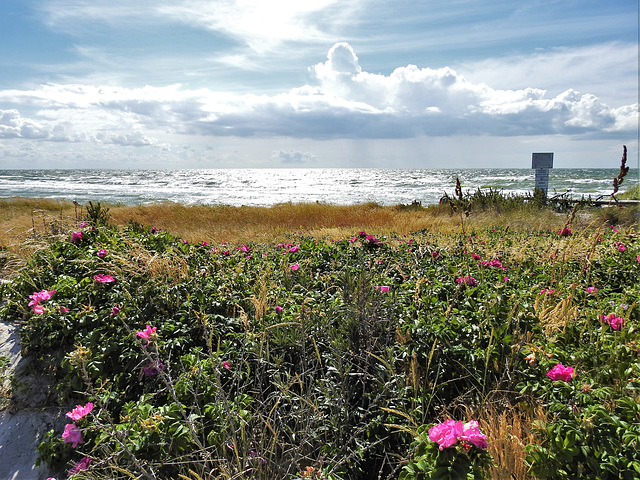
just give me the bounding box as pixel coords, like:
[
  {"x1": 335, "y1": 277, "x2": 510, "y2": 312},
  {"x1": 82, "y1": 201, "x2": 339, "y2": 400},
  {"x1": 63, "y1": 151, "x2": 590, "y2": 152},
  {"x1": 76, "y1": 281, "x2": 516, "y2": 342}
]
[
  {"x1": 457, "y1": 42, "x2": 638, "y2": 107},
  {"x1": 271, "y1": 149, "x2": 317, "y2": 164},
  {"x1": 40, "y1": 0, "x2": 349, "y2": 52},
  {"x1": 0, "y1": 43, "x2": 636, "y2": 146},
  {"x1": 1, "y1": 109, "x2": 57, "y2": 140}
]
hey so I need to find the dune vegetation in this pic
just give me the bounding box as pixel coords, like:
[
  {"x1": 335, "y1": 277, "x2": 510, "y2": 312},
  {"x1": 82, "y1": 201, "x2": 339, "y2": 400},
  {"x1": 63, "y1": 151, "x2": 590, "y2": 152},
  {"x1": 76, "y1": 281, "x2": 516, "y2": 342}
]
[{"x1": 0, "y1": 172, "x2": 638, "y2": 479}]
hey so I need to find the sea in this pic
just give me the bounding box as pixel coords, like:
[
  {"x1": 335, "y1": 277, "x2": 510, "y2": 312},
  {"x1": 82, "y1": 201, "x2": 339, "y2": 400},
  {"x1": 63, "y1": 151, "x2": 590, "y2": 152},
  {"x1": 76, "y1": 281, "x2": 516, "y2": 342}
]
[{"x1": 0, "y1": 168, "x2": 636, "y2": 207}]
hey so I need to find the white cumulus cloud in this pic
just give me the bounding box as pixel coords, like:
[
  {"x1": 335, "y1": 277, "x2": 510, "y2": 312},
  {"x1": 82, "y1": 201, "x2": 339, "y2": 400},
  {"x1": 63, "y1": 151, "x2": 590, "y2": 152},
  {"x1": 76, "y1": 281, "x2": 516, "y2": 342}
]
[{"x1": 0, "y1": 43, "x2": 635, "y2": 146}]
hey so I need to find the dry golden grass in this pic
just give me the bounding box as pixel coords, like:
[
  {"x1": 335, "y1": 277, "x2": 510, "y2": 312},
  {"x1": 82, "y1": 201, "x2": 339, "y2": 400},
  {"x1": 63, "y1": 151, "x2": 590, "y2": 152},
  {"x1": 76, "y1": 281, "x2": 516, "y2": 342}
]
[
  {"x1": 472, "y1": 404, "x2": 546, "y2": 480},
  {"x1": 0, "y1": 196, "x2": 633, "y2": 281},
  {"x1": 0, "y1": 197, "x2": 584, "y2": 246}
]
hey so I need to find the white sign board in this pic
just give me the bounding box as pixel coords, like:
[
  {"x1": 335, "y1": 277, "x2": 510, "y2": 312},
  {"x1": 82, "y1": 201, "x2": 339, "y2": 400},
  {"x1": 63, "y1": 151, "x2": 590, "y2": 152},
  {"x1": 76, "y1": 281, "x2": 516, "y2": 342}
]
[
  {"x1": 532, "y1": 153, "x2": 553, "y2": 169},
  {"x1": 532, "y1": 153, "x2": 553, "y2": 195},
  {"x1": 535, "y1": 170, "x2": 549, "y2": 191}
]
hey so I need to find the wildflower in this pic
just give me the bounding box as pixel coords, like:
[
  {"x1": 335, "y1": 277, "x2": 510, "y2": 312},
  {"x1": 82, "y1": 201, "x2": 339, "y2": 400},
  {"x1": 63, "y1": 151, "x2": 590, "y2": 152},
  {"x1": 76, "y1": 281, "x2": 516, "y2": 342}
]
[
  {"x1": 504, "y1": 276, "x2": 509, "y2": 282},
  {"x1": 222, "y1": 361, "x2": 231, "y2": 370},
  {"x1": 275, "y1": 306, "x2": 283, "y2": 314},
  {"x1": 472, "y1": 253, "x2": 481, "y2": 260},
  {"x1": 290, "y1": 263, "x2": 300, "y2": 271},
  {"x1": 461, "y1": 420, "x2": 488, "y2": 449},
  {"x1": 599, "y1": 313, "x2": 624, "y2": 331},
  {"x1": 28, "y1": 289, "x2": 56, "y2": 313},
  {"x1": 66, "y1": 402, "x2": 94, "y2": 421},
  {"x1": 96, "y1": 248, "x2": 107, "y2": 257},
  {"x1": 375, "y1": 285, "x2": 390, "y2": 293},
  {"x1": 557, "y1": 227, "x2": 572, "y2": 236},
  {"x1": 238, "y1": 244, "x2": 249, "y2": 253},
  {"x1": 93, "y1": 274, "x2": 115, "y2": 283},
  {"x1": 289, "y1": 246, "x2": 299, "y2": 253},
  {"x1": 68, "y1": 457, "x2": 91, "y2": 476},
  {"x1": 539, "y1": 288, "x2": 556, "y2": 295},
  {"x1": 142, "y1": 360, "x2": 165, "y2": 376},
  {"x1": 62, "y1": 424, "x2": 83, "y2": 447},
  {"x1": 59, "y1": 306, "x2": 69, "y2": 314},
  {"x1": 547, "y1": 364, "x2": 575, "y2": 382},
  {"x1": 428, "y1": 419, "x2": 487, "y2": 451},
  {"x1": 637, "y1": 255, "x2": 640, "y2": 264},
  {"x1": 431, "y1": 251, "x2": 439, "y2": 258},
  {"x1": 28, "y1": 289, "x2": 56, "y2": 306},
  {"x1": 365, "y1": 234, "x2": 380, "y2": 244},
  {"x1": 480, "y1": 259, "x2": 506, "y2": 270},
  {"x1": 151, "y1": 227, "x2": 158, "y2": 233},
  {"x1": 456, "y1": 276, "x2": 477, "y2": 287},
  {"x1": 31, "y1": 304, "x2": 45, "y2": 314},
  {"x1": 586, "y1": 286, "x2": 598, "y2": 295},
  {"x1": 618, "y1": 244, "x2": 626, "y2": 252},
  {"x1": 70, "y1": 231, "x2": 84, "y2": 243},
  {"x1": 136, "y1": 325, "x2": 157, "y2": 340},
  {"x1": 110, "y1": 306, "x2": 120, "y2": 315}
]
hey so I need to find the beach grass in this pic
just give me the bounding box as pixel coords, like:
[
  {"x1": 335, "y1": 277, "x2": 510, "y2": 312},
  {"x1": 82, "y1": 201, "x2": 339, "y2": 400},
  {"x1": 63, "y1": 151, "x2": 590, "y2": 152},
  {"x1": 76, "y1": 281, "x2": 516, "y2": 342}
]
[{"x1": 3, "y1": 192, "x2": 635, "y2": 259}]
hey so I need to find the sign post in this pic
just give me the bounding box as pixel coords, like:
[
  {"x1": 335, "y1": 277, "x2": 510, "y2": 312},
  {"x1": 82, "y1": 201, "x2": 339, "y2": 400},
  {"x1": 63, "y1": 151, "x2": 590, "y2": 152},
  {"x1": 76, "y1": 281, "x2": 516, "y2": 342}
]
[{"x1": 532, "y1": 153, "x2": 553, "y2": 196}]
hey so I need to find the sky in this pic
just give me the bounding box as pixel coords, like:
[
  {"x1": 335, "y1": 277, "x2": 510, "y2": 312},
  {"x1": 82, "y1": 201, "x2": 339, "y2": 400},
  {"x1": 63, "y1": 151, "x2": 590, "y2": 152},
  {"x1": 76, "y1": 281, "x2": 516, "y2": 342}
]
[{"x1": 0, "y1": 0, "x2": 638, "y2": 169}]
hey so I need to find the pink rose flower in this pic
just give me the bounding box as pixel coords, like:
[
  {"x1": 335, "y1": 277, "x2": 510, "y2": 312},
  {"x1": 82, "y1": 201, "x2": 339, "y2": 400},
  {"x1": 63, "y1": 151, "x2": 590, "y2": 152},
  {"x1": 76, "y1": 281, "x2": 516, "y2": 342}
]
[
  {"x1": 66, "y1": 402, "x2": 94, "y2": 421},
  {"x1": 547, "y1": 363, "x2": 575, "y2": 382},
  {"x1": 62, "y1": 424, "x2": 83, "y2": 447},
  {"x1": 93, "y1": 274, "x2": 115, "y2": 283},
  {"x1": 31, "y1": 304, "x2": 45, "y2": 314},
  {"x1": 428, "y1": 419, "x2": 487, "y2": 451},
  {"x1": 68, "y1": 457, "x2": 91, "y2": 476},
  {"x1": 136, "y1": 325, "x2": 157, "y2": 340},
  {"x1": 456, "y1": 276, "x2": 477, "y2": 287},
  {"x1": 28, "y1": 289, "x2": 56, "y2": 306},
  {"x1": 461, "y1": 420, "x2": 488, "y2": 449},
  {"x1": 429, "y1": 419, "x2": 463, "y2": 450},
  {"x1": 599, "y1": 313, "x2": 624, "y2": 331}
]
